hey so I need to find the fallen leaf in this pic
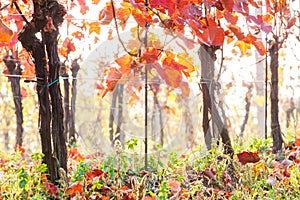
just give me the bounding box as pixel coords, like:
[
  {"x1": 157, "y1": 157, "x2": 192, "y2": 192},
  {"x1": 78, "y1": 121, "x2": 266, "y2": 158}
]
[
  {"x1": 237, "y1": 151, "x2": 260, "y2": 165},
  {"x1": 66, "y1": 181, "x2": 83, "y2": 196}
]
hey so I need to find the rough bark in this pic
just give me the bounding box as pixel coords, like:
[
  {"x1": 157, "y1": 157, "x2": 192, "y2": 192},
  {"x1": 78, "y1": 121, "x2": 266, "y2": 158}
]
[
  {"x1": 115, "y1": 84, "x2": 124, "y2": 144},
  {"x1": 183, "y1": 96, "x2": 195, "y2": 148},
  {"x1": 4, "y1": 55, "x2": 24, "y2": 149},
  {"x1": 109, "y1": 85, "x2": 118, "y2": 144},
  {"x1": 60, "y1": 63, "x2": 70, "y2": 140},
  {"x1": 199, "y1": 45, "x2": 234, "y2": 155},
  {"x1": 240, "y1": 84, "x2": 253, "y2": 138},
  {"x1": 18, "y1": 19, "x2": 55, "y2": 181},
  {"x1": 69, "y1": 59, "x2": 80, "y2": 144},
  {"x1": 153, "y1": 89, "x2": 164, "y2": 147},
  {"x1": 18, "y1": 0, "x2": 66, "y2": 182},
  {"x1": 199, "y1": 45, "x2": 213, "y2": 150},
  {"x1": 4, "y1": 120, "x2": 10, "y2": 150},
  {"x1": 269, "y1": 39, "x2": 283, "y2": 154},
  {"x1": 44, "y1": 1, "x2": 67, "y2": 173}
]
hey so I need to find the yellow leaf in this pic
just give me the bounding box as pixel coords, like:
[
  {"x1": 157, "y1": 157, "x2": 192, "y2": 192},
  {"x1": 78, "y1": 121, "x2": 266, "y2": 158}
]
[
  {"x1": 177, "y1": 53, "x2": 195, "y2": 73},
  {"x1": 255, "y1": 95, "x2": 264, "y2": 107},
  {"x1": 234, "y1": 40, "x2": 251, "y2": 56}
]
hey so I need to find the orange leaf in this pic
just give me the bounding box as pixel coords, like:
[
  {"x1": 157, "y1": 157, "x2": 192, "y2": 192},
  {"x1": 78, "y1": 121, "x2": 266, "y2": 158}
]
[
  {"x1": 287, "y1": 17, "x2": 296, "y2": 29},
  {"x1": 117, "y1": 4, "x2": 131, "y2": 22},
  {"x1": 162, "y1": 55, "x2": 187, "y2": 71},
  {"x1": 164, "y1": 69, "x2": 182, "y2": 88},
  {"x1": 253, "y1": 40, "x2": 266, "y2": 56},
  {"x1": 180, "y1": 188, "x2": 190, "y2": 198},
  {"x1": 228, "y1": 24, "x2": 245, "y2": 40},
  {"x1": 102, "y1": 196, "x2": 110, "y2": 200},
  {"x1": 92, "y1": 0, "x2": 100, "y2": 4},
  {"x1": 132, "y1": 8, "x2": 152, "y2": 27},
  {"x1": 71, "y1": 31, "x2": 85, "y2": 40},
  {"x1": 21, "y1": 87, "x2": 27, "y2": 99},
  {"x1": 237, "y1": 151, "x2": 260, "y2": 165},
  {"x1": 168, "y1": 179, "x2": 181, "y2": 194},
  {"x1": 180, "y1": 82, "x2": 190, "y2": 96},
  {"x1": 99, "y1": 3, "x2": 113, "y2": 25},
  {"x1": 295, "y1": 138, "x2": 300, "y2": 146},
  {"x1": 107, "y1": 29, "x2": 113, "y2": 40},
  {"x1": 69, "y1": 148, "x2": 85, "y2": 162},
  {"x1": 88, "y1": 22, "x2": 101, "y2": 35},
  {"x1": 0, "y1": 19, "x2": 13, "y2": 42},
  {"x1": 115, "y1": 54, "x2": 133, "y2": 74},
  {"x1": 66, "y1": 181, "x2": 83, "y2": 196}
]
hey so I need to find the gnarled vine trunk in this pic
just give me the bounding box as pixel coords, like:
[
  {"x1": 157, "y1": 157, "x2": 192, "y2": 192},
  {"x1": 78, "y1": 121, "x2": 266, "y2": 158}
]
[
  {"x1": 69, "y1": 59, "x2": 80, "y2": 144},
  {"x1": 18, "y1": 0, "x2": 67, "y2": 182},
  {"x1": 269, "y1": 38, "x2": 283, "y2": 154},
  {"x1": 4, "y1": 55, "x2": 24, "y2": 149},
  {"x1": 199, "y1": 45, "x2": 233, "y2": 155},
  {"x1": 60, "y1": 63, "x2": 70, "y2": 141}
]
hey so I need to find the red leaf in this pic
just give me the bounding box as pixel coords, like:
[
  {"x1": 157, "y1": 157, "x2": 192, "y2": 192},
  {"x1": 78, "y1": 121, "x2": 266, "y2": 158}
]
[
  {"x1": 16, "y1": 144, "x2": 25, "y2": 154},
  {"x1": 66, "y1": 181, "x2": 83, "y2": 196},
  {"x1": 223, "y1": 12, "x2": 238, "y2": 25},
  {"x1": 59, "y1": 38, "x2": 76, "y2": 57},
  {"x1": 42, "y1": 175, "x2": 58, "y2": 198},
  {"x1": 102, "y1": 67, "x2": 122, "y2": 97},
  {"x1": 237, "y1": 151, "x2": 260, "y2": 165},
  {"x1": 149, "y1": 0, "x2": 176, "y2": 15},
  {"x1": 43, "y1": 17, "x2": 56, "y2": 33},
  {"x1": 143, "y1": 47, "x2": 160, "y2": 63},
  {"x1": 203, "y1": 16, "x2": 225, "y2": 46},
  {"x1": 220, "y1": 0, "x2": 234, "y2": 12},
  {"x1": 85, "y1": 169, "x2": 107, "y2": 179}
]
